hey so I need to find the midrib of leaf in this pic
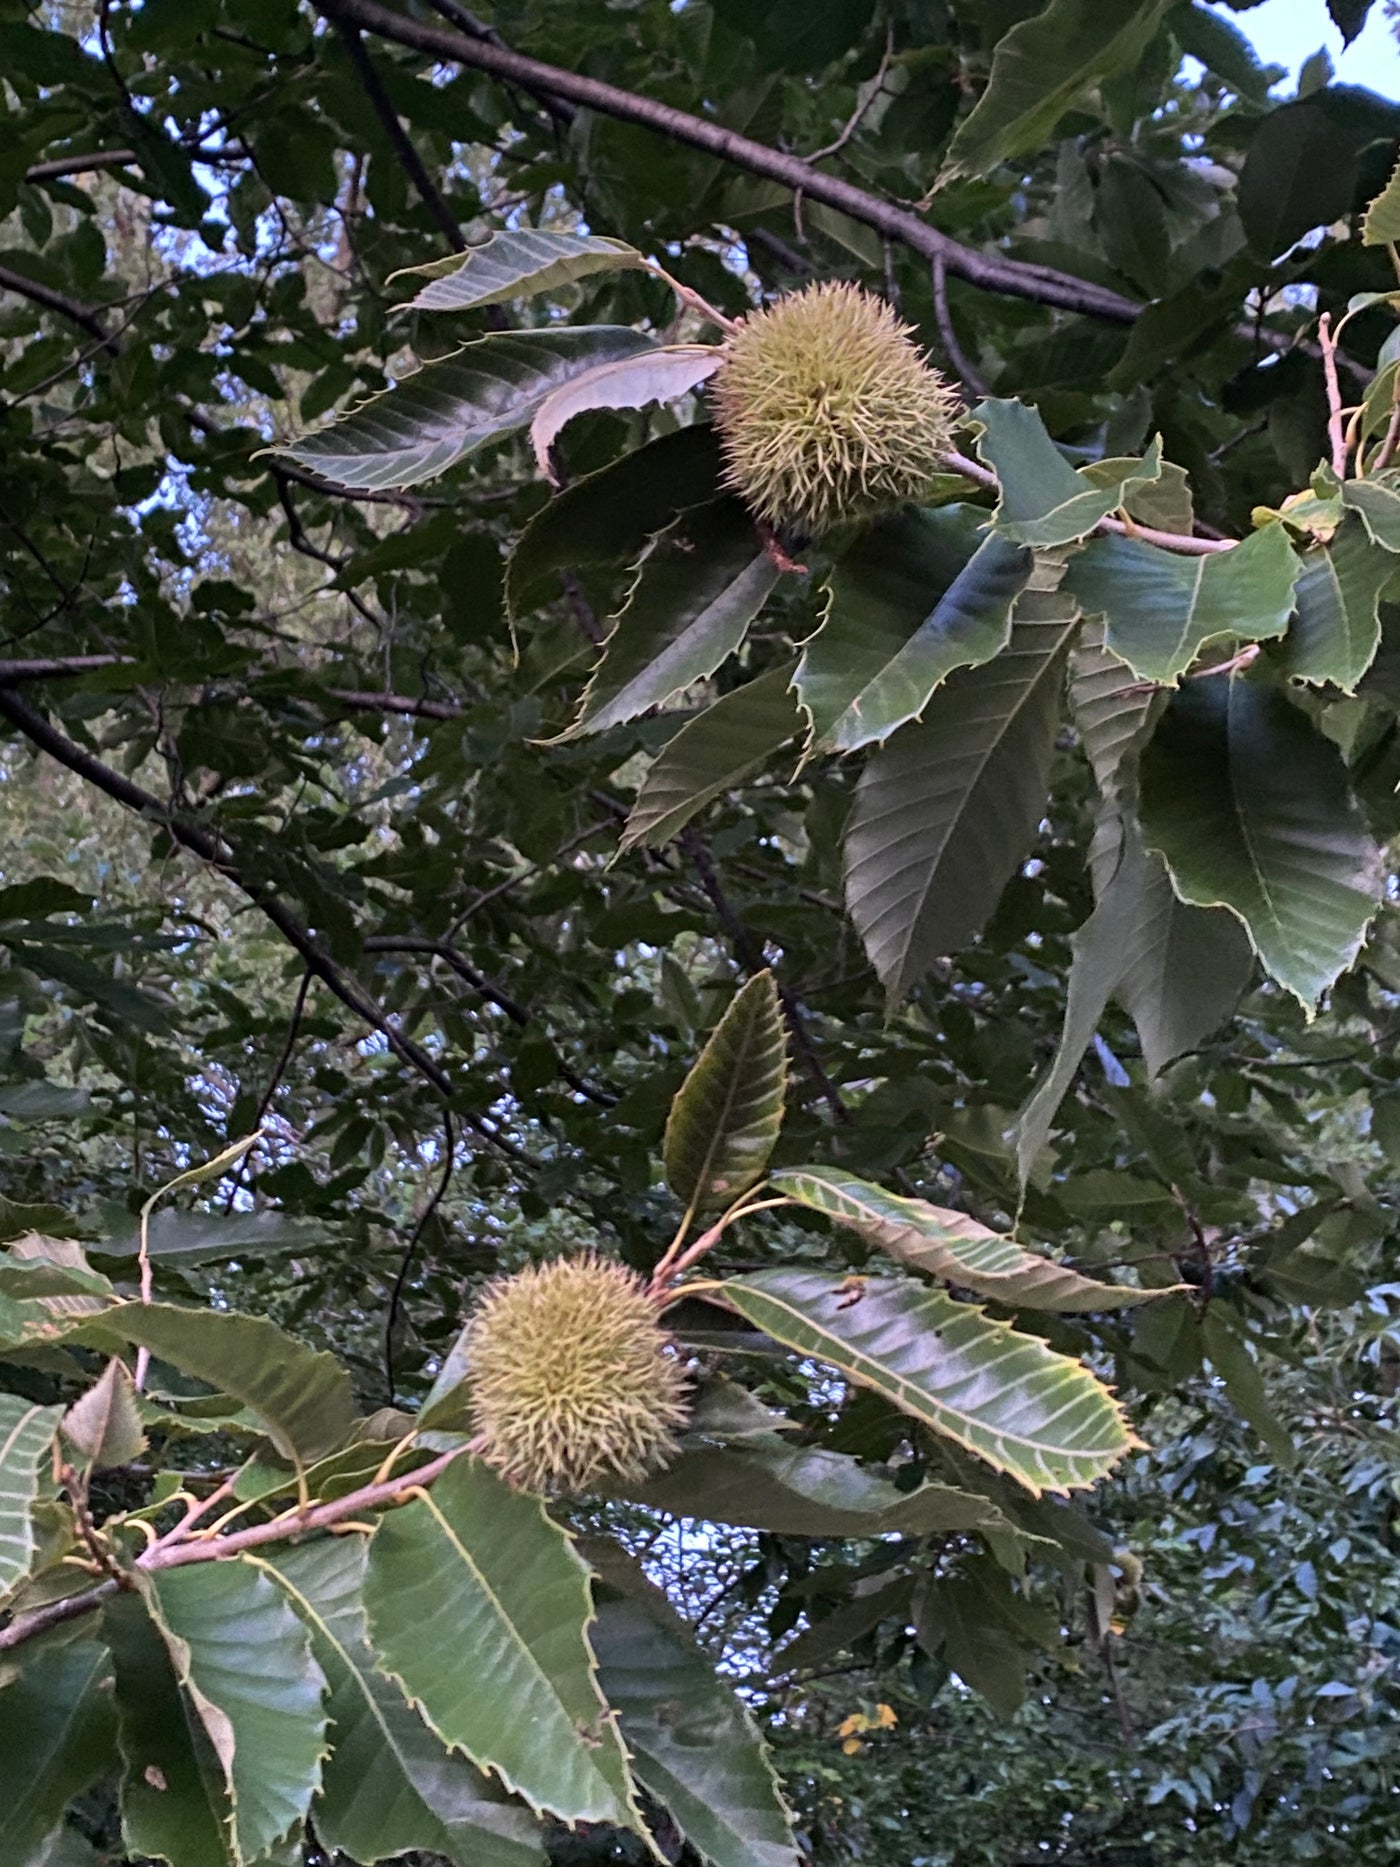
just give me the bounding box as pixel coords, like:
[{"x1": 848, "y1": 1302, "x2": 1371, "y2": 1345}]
[
  {"x1": 733, "y1": 1285, "x2": 1121, "y2": 1482},
  {"x1": 689, "y1": 1016, "x2": 771, "y2": 1206},
  {"x1": 1162, "y1": 555, "x2": 1209, "y2": 674},
  {"x1": 1226, "y1": 683, "x2": 1283, "y2": 937}
]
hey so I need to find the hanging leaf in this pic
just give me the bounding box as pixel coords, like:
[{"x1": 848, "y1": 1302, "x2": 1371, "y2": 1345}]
[
  {"x1": 531, "y1": 346, "x2": 723, "y2": 479},
  {"x1": 719, "y1": 1270, "x2": 1137, "y2": 1494},
  {"x1": 913, "y1": 1558, "x2": 1053, "y2": 1719},
  {"x1": 257, "y1": 1538, "x2": 545, "y2": 1867},
  {"x1": 505, "y1": 425, "x2": 724, "y2": 618},
  {"x1": 1342, "y1": 473, "x2": 1400, "y2": 553},
  {"x1": 61, "y1": 1357, "x2": 146, "y2": 1470},
  {"x1": 90, "y1": 1208, "x2": 320, "y2": 1268},
  {"x1": 591, "y1": 1565, "x2": 797, "y2": 1867},
  {"x1": 1014, "y1": 816, "x2": 1253, "y2": 1182},
  {"x1": 0, "y1": 1394, "x2": 62, "y2": 1594},
  {"x1": 663, "y1": 970, "x2": 788, "y2": 1213},
  {"x1": 771, "y1": 1165, "x2": 1167, "y2": 1310},
  {"x1": 106, "y1": 1590, "x2": 235, "y2": 1867},
  {"x1": 78, "y1": 1303, "x2": 356, "y2": 1466},
  {"x1": 394, "y1": 229, "x2": 649, "y2": 312},
  {"x1": 0, "y1": 1641, "x2": 116, "y2": 1865},
  {"x1": 363, "y1": 1456, "x2": 642, "y2": 1831},
  {"x1": 1201, "y1": 1307, "x2": 1296, "y2": 1467},
  {"x1": 973, "y1": 399, "x2": 1161, "y2": 547},
  {"x1": 1139, "y1": 678, "x2": 1382, "y2": 1009},
  {"x1": 1282, "y1": 516, "x2": 1393, "y2": 690},
  {"x1": 798, "y1": 505, "x2": 1034, "y2": 754},
  {"x1": 936, "y1": 0, "x2": 1175, "y2": 186},
  {"x1": 620, "y1": 664, "x2": 802, "y2": 851},
  {"x1": 561, "y1": 499, "x2": 778, "y2": 738},
  {"x1": 1064, "y1": 522, "x2": 1300, "y2": 684},
  {"x1": 617, "y1": 1439, "x2": 1016, "y2": 1537},
  {"x1": 1362, "y1": 152, "x2": 1400, "y2": 245},
  {"x1": 279, "y1": 327, "x2": 656, "y2": 490},
  {"x1": 141, "y1": 1560, "x2": 328, "y2": 1867},
  {"x1": 844, "y1": 593, "x2": 1079, "y2": 1002}
]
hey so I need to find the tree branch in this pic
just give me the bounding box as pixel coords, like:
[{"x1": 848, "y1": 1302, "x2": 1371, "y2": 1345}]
[
  {"x1": 24, "y1": 149, "x2": 139, "y2": 182},
  {"x1": 313, "y1": 0, "x2": 1141, "y2": 325},
  {"x1": 0, "y1": 262, "x2": 119, "y2": 355},
  {"x1": 332, "y1": 19, "x2": 464, "y2": 247}
]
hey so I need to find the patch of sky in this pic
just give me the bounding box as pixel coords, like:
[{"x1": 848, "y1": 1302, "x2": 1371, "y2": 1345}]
[{"x1": 1215, "y1": 0, "x2": 1399, "y2": 101}]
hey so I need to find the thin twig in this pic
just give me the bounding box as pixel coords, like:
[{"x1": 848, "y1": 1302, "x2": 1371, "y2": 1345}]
[
  {"x1": 931, "y1": 255, "x2": 990, "y2": 399},
  {"x1": 333, "y1": 20, "x2": 463, "y2": 247},
  {"x1": 384, "y1": 1111, "x2": 457, "y2": 1401},
  {"x1": 1319, "y1": 311, "x2": 1349, "y2": 480}
]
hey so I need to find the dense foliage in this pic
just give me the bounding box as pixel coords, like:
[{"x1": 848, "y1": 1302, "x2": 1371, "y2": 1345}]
[{"x1": 2, "y1": 0, "x2": 1400, "y2": 1862}]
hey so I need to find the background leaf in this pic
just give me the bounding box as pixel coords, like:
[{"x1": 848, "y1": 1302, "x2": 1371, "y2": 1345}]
[
  {"x1": 1139, "y1": 678, "x2": 1382, "y2": 1007},
  {"x1": 664, "y1": 970, "x2": 788, "y2": 1212},
  {"x1": 720, "y1": 1270, "x2": 1136, "y2": 1494},
  {"x1": 0, "y1": 1641, "x2": 114, "y2": 1865},
  {"x1": 799, "y1": 505, "x2": 1033, "y2": 754}
]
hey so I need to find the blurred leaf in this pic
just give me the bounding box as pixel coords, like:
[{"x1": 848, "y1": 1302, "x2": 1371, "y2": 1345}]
[
  {"x1": 938, "y1": 0, "x2": 1175, "y2": 186},
  {"x1": 0, "y1": 1642, "x2": 115, "y2": 1864},
  {"x1": 1238, "y1": 99, "x2": 1360, "y2": 258},
  {"x1": 664, "y1": 970, "x2": 788, "y2": 1212},
  {"x1": 1362, "y1": 153, "x2": 1400, "y2": 244},
  {"x1": 1202, "y1": 1306, "x2": 1295, "y2": 1466}
]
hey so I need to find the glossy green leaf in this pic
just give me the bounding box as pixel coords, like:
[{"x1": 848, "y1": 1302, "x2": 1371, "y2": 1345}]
[
  {"x1": 1282, "y1": 517, "x2": 1393, "y2": 690},
  {"x1": 280, "y1": 327, "x2": 656, "y2": 490},
  {"x1": 937, "y1": 0, "x2": 1175, "y2": 186},
  {"x1": 77, "y1": 1303, "x2": 356, "y2": 1466},
  {"x1": 844, "y1": 593, "x2": 1079, "y2": 1002},
  {"x1": 142, "y1": 1559, "x2": 328, "y2": 1866},
  {"x1": 257, "y1": 1538, "x2": 545, "y2": 1867},
  {"x1": 396, "y1": 229, "x2": 649, "y2": 312},
  {"x1": 505, "y1": 424, "x2": 723, "y2": 617},
  {"x1": 0, "y1": 1395, "x2": 62, "y2": 1594},
  {"x1": 61, "y1": 1357, "x2": 146, "y2": 1469},
  {"x1": 105, "y1": 1590, "x2": 234, "y2": 1867},
  {"x1": 1341, "y1": 474, "x2": 1400, "y2": 553},
  {"x1": 592, "y1": 1569, "x2": 797, "y2": 1867},
  {"x1": 562, "y1": 500, "x2": 778, "y2": 738},
  {"x1": 663, "y1": 970, "x2": 788, "y2": 1212},
  {"x1": 363, "y1": 1456, "x2": 641, "y2": 1830},
  {"x1": 720, "y1": 1270, "x2": 1136, "y2": 1494},
  {"x1": 1140, "y1": 678, "x2": 1382, "y2": 1008},
  {"x1": 0, "y1": 1640, "x2": 116, "y2": 1864},
  {"x1": 1069, "y1": 621, "x2": 1162, "y2": 812},
  {"x1": 975, "y1": 399, "x2": 1162, "y2": 547},
  {"x1": 531, "y1": 345, "x2": 723, "y2": 476},
  {"x1": 617, "y1": 1437, "x2": 1015, "y2": 1536},
  {"x1": 1014, "y1": 816, "x2": 1253, "y2": 1181},
  {"x1": 799, "y1": 505, "x2": 1034, "y2": 754},
  {"x1": 771, "y1": 1165, "x2": 1164, "y2": 1310},
  {"x1": 1064, "y1": 522, "x2": 1300, "y2": 683},
  {"x1": 1361, "y1": 152, "x2": 1400, "y2": 244},
  {"x1": 620, "y1": 664, "x2": 802, "y2": 851}
]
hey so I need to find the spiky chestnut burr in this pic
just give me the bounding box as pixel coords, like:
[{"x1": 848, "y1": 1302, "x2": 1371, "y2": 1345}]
[
  {"x1": 710, "y1": 281, "x2": 959, "y2": 538},
  {"x1": 463, "y1": 1254, "x2": 690, "y2": 1496}
]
